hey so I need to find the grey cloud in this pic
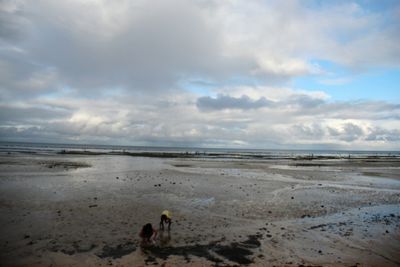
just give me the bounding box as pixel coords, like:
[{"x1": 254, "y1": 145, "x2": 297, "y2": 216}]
[
  {"x1": 336, "y1": 12, "x2": 400, "y2": 69},
  {"x1": 12, "y1": 0, "x2": 229, "y2": 92},
  {"x1": 286, "y1": 94, "x2": 325, "y2": 108},
  {"x1": 0, "y1": 0, "x2": 28, "y2": 42},
  {"x1": 0, "y1": 125, "x2": 67, "y2": 143},
  {"x1": 291, "y1": 122, "x2": 365, "y2": 142},
  {"x1": 196, "y1": 92, "x2": 326, "y2": 112},
  {"x1": 366, "y1": 127, "x2": 400, "y2": 142},
  {"x1": 0, "y1": 50, "x2": 60, "y2": 100},
  {"x1": 0, "y1": 96, "x2": 399, "y2": 149},
  {"x1": 0, "y1": 126, "x2": 39, "y2": 139},
  {"x1": 299, "y1": 100, "x2": 400, "y2": 120},
  {"x1": 0, "y1": 125, "x2": 110, "y2": 144},
  {"x1": 1, "y1": 0, "x2": 400, "y2": 99},
  {"x1": 327, "y1": 123, "x2": 364, "y2": 142},
  {"x1": 290, "y1": 123, "x2": 325, "y2": 139},
  {"x1": 338, "y1": 123, "x2": 364, "y2": 142},
  {"x1": 353, "y1": 101, "x2": 400, "y2": 112},
  {"x1": 196, "y1": 94, "x2": 274, "y2": 111},
  {"x1": 0, "y1": 105, "x2": 71, "y2": 125},
  {"x1": 327, "y1": 127, "x2": 340, "y2": 136}
]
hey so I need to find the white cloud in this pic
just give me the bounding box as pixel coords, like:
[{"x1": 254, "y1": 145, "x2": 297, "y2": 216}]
[
  {"x1": 1, "y1": 85, "x2": 399, "y2": 149},
  {"x1": 1, "y1": 0, "x2": 399, "y2": 95},
  {"x1": 319, "y1": 77, "x2": 353, "y2": 85},
  {"x1": 0, "y1": 0, "x2": 400, "y2": 149}
]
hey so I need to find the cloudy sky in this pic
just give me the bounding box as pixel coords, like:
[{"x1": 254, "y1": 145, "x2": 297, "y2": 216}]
[{"x1": 1, "y1": 0, "x2": 400, "y2": 150}]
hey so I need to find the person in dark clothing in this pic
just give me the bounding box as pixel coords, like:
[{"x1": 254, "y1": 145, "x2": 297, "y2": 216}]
[{"x1": 139, "y1": 223, "x2": 157, "y2": 244}]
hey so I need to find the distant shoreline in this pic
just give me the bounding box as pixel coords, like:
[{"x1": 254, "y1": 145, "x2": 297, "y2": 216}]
[
  {"x1": 1, "y1": 140, "x2": 399, "y2": 153},
  {"x1": 1, "y1": 141, "x2": 399, "y2": 160},
  {"x1": 58, "y1": 149, "x2": 400, "y2": 161}
]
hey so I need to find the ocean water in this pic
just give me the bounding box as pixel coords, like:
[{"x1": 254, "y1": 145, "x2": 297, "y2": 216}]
[{"x1": 0, "y1": 141, "x2": 399, "y2": 159}]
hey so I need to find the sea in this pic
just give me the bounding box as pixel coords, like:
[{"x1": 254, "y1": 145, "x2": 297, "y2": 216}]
[{"x1": 0, "y1": 141, "x2": 399, "y2": 160}]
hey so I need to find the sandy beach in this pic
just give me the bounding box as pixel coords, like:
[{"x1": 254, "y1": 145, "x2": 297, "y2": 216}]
[{"x1": 0, "y1": 152, "x2": 399, "y2": 266}]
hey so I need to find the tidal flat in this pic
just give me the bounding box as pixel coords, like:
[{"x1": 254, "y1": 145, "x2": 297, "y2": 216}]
[{"x1": 0, "y1": 153, "x2": 399, "y2": 266}]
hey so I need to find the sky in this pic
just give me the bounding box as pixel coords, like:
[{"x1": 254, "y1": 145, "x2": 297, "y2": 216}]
[{"x1": 0, "y1": 0, "x2": 399, "y2": 150}]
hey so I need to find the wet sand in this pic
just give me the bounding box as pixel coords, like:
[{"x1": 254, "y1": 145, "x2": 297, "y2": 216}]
[{"x1": 0, "y1": 153, "x2": 399, "y2": 266}]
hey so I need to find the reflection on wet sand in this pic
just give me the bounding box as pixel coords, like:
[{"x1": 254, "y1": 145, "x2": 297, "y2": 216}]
[{"x1": 159, "y1": 230, "x2": 171, "y2": 247}]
